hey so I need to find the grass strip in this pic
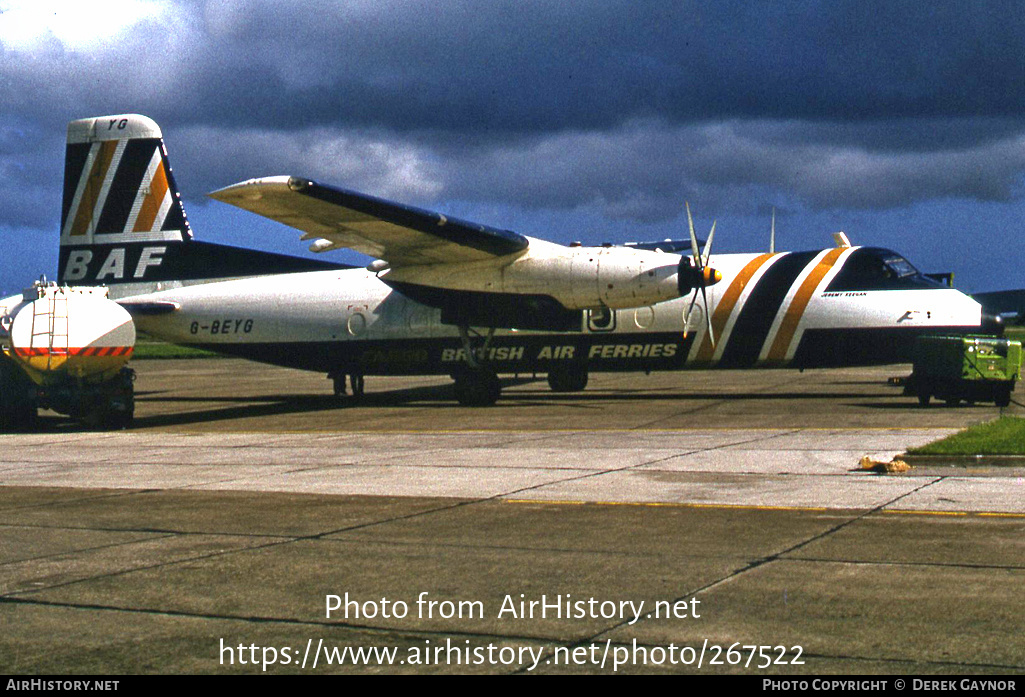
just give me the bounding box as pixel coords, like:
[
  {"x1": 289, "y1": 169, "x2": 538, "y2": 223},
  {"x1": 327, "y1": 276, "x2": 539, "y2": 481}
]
[
  {"x1": 908, "y1": 416, "x2": 1025, "y2": 455},
  {"x1": 132, "y1": 341, "x2": 222, "y2": 360}
]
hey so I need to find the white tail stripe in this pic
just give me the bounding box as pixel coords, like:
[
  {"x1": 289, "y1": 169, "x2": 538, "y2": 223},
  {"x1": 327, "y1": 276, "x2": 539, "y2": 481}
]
[
  {"x1": 123, "y1": 148, "x2": 164, "y2": 233},
  {"x1": 61, "y1": 142, "x2": 101, "y2": 239},
  {"x1": 61, "y1": 139, "x2": 126, "y2": 239},
  {"x1": 61, "y1": 231, "x2": 188, "y2": 246},
  {"x1": 152, "y1": 189, "x2": 173, "y2": 232},
  {"x1": 89, "y1": 139, "x2": 127, "y2": 236}
]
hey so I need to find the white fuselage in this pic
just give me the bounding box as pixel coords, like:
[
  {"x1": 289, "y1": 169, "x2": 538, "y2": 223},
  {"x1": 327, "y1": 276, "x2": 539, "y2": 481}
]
[{"x1": 126, "y1": 247, "x2": 983, "y2": 375}]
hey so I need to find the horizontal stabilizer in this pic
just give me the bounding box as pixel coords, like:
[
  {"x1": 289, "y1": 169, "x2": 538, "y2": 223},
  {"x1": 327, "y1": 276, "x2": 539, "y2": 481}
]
[
  {"x1": 116, "y1": 300, "x2": 180, "y2": 316},
  {"x1": 973, "y1": 289, "x2": 1025, "y2": 325}
]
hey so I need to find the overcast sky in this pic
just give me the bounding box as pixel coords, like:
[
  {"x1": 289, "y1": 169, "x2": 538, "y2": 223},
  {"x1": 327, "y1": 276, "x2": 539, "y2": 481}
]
[{"x1": 2, "y1": 0, "x2": 1024, "y2": 294}]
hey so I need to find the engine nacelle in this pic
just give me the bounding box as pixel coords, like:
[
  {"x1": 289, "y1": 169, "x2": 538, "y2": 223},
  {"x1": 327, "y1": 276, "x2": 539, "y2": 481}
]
[
  {"x1": 380, "y1": 242, "x2": 723, "y2": 323},
  {"x1": 591, "y1": 247, "x2": 721, "y2": 308},
  {"x1": 593, "y1": 246, "x2": 686, "y2": 309},
  {"x1": 1, "y1": 283, "x2": 135, "y2": 385}
]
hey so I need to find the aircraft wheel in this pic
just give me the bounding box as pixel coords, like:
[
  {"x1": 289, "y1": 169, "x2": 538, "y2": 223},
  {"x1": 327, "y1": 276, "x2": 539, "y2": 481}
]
[
  {"x1": 944, "y1": 397, "x2": 960, "y2": 408},
  {"x1": 917, "y1": 392, "x2": 931, "y2": 407},
  {"x1": 547, "y1": 365, "x2": 589, "y2": 392},
  {"x1": 453, "y1": 368, "x2": 501, "y2": 407}
]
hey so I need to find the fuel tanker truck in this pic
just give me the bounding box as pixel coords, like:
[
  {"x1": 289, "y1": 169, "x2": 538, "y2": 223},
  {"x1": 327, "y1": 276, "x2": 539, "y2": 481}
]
[{"x1": 0, "y1": 281, "x2": 136, "y2": 431}]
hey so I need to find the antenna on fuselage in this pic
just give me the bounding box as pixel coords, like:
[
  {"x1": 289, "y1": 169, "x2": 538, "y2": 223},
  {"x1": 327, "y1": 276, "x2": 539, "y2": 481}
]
[
  {"x1": 833, "y1": 231, "x2": 852, "y2": 248},
  {"x1": 770, "y1": 207, "x2": 775, "y2": 254}
]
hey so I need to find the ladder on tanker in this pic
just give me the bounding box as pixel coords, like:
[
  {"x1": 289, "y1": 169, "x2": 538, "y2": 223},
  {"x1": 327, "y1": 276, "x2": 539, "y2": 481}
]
[{"x1": 29, "y1": 290, "x2": 69, "y2": 371}]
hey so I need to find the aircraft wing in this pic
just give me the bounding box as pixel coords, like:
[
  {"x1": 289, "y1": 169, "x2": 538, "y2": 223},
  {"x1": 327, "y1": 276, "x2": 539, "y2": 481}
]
[{"x1": 208, "y1": 176, "x2": 530, "y2": 266}]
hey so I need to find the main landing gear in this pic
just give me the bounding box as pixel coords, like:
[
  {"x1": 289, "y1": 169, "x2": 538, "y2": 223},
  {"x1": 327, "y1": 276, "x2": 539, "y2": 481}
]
[
  {"x1": 451, "y1": 326, "x2": 501, "y2": 407},
  {"x1": 330, "y1": 371, "x2": 365, "y2": 401}
]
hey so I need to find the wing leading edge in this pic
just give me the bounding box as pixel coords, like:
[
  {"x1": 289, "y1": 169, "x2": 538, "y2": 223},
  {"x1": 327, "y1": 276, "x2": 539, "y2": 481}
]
[{"x1": 208, "y1": 176, "x2": 530, "y2": 266}]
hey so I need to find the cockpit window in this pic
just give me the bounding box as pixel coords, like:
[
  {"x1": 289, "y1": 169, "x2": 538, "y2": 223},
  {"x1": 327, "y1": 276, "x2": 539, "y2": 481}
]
[
  {"x1": 825, "y1": 247, "x2": 943, "y2": 292},
  {"x1": 883, "y1": 255, "x2": 917, "y2": 279}
]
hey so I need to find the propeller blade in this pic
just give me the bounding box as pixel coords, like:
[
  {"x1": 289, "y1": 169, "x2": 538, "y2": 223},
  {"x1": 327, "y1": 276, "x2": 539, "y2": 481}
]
[
  {"x1": 682, "y1": 288, "x2": 699, "y2": 339},
  {"x1": 681, "y1": 203, "x2": 719, "y2": 344},
  {"x1": 701, "y1": 284, "x2": 715, "y2": 348},
  {"x1": 702, "y1": 220, "x2": 716, "y2": 266},
  {"x1": 686, "y1": 202, "x2": 700, "y2": 262}
]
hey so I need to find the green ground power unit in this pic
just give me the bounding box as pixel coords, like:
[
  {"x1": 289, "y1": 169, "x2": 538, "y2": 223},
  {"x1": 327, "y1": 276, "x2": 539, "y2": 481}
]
[{"x1": 904, "y1": 335, "x2": 1022, "y2": 407}]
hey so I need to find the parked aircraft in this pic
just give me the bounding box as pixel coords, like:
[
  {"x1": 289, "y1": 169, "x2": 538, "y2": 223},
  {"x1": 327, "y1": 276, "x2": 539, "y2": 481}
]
[{"x1": 54, "y1": 114, "x2": 987, "y2": 406}]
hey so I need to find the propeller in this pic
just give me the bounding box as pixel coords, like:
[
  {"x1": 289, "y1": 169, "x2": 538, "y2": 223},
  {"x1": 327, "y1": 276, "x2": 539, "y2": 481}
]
[{"x1": 679, "y1": 202, "x2": 722, "y2": 346}]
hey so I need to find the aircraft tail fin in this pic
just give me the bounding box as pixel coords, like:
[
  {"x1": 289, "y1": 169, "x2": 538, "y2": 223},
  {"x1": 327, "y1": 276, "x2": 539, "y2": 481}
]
[
  {"x1": 59, "y1": 115, "x2": 192, "y2": 289},
  {"x1": 58, "y1": 115, "x2": 345, "y2": 295},
  {"x1": 61, "y1": 115, "x2": 191, "y2": 248}
]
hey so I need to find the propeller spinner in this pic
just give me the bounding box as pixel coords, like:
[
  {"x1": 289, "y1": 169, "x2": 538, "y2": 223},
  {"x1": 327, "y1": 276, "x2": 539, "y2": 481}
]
[{"x1": 678, "y1": 203, "x2": 722, "y2": 346}]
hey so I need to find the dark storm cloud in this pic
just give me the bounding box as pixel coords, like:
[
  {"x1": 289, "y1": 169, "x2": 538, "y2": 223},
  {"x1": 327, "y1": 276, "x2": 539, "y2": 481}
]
[
  {"x1": 0, "y1": 116, "x2": 61, "y2": 229},
  {"x1": 8, "y1": 1, "x2": 1025, "y2": 132},
  {"x1": 429, "y1": 120, "x2": 1025, "y2": 217},
  {"x1": 3, "y1": 0, "x2": 1025, "y2": 235},
  {"x1": 185, "y1": 0, "x2": 1025, "y2": 131}
]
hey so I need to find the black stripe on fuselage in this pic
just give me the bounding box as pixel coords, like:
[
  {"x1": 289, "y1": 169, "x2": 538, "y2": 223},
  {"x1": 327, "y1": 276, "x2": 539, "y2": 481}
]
[
  {"x1": 190, "y1": 333, "x2": 693, "y2": 375},
  {"x1": 183, "y1": 324, "x2": 983, "y2": 376},
  {"x1": 718, "y1": 250, "x2": 819, "y2": 367},
  {"x1": 793, "y1": 326, "x2": 979, "y2": 368}
]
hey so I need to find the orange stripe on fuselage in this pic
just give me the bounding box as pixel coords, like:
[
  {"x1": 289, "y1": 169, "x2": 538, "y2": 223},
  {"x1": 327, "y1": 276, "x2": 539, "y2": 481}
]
[
  {"x1": 695, "y1": 253, "x2": 775, "y2": 362},
  {"x1": 766, "y1": 247, "x2": 846, "y2": 362},
  {"x1": 134, "y1": 158, "x2": 170, "y2": 232},
  {"x1": 69, "y1": 141, "x2": 118, "y2": 237}
]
